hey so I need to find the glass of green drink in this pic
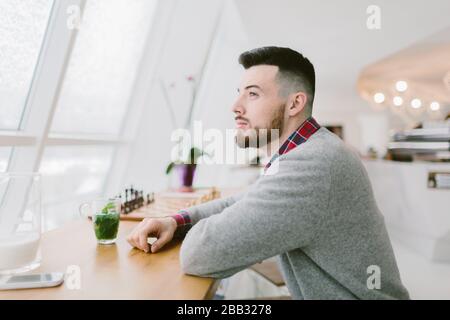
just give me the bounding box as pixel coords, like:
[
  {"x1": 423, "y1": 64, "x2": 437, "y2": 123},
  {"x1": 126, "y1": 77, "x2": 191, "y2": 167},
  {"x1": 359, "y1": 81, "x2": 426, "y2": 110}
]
[{"x1": 79, "y1": 198, "x2": 121, "y2": 245}]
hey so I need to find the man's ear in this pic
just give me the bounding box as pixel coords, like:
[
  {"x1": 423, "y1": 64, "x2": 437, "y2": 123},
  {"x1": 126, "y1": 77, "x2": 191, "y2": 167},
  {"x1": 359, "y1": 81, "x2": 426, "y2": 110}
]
[{"x1": 288, "y1": 92, "x2": 308, "y2": 116}]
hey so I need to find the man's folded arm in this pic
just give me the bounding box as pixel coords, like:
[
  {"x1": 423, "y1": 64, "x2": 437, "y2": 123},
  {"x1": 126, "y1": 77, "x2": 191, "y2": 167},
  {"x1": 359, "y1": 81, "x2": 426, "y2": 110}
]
[{"x1": 179, "y1": 154, "x2": 332, "y2": 279}]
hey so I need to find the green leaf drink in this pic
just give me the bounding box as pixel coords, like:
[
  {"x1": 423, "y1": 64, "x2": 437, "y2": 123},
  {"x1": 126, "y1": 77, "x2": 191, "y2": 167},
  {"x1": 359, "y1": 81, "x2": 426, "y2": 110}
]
[
  {"x1": 93, "y1": 201, "x2": 120, "y2": 244},
  {"x1": 80, "y1": 199, "x2": 121, "y2": 245},
  {"x1": 94, "y1": 213, "x2": 119, "y2": 242}
]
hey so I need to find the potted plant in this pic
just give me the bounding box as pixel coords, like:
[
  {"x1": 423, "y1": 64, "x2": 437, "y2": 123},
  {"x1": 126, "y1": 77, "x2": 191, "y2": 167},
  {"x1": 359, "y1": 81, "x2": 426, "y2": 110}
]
[
  {"x1": 165, "y1": 147, "x2": 208, "y2": 192},
  {"x1": 162, "y1": 66, "x2": 215, "y2": 192}
]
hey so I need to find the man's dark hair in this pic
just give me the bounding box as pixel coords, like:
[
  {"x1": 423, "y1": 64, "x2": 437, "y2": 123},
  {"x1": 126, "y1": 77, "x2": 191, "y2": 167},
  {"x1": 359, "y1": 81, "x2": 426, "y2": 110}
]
[{"x1": 238, "y1": 46, "x2": 316, "y2": 112}]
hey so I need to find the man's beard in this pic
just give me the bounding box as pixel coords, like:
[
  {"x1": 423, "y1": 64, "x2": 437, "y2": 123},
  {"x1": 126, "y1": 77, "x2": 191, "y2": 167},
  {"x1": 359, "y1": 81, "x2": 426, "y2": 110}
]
[{"x1": 235, "y1": 104, "x2": 285, "y2": 149}]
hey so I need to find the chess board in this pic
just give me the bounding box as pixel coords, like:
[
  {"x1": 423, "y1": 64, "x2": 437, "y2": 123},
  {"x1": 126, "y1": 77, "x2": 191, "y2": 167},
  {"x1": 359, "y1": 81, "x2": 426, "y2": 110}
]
[{"x1": 119, "y1": 187, "x2": 221, "y2": 221}]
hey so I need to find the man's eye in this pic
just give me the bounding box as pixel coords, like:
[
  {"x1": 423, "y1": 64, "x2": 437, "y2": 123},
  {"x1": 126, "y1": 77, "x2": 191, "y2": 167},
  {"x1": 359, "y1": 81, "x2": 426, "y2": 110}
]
[{"x1": 249, "y1": 92, "x2": 258, "y2": 97}]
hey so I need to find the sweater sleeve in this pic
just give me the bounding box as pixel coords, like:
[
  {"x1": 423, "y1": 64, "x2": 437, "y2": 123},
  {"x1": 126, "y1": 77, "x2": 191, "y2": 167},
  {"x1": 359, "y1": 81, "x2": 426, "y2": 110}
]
[
  {"x1": 182, "y1": 192, "x2": 246, "y2": 224},
  {"x1": 170, "y1": 192, "x2": 246, "y2": 239},
  {"x1": 179, "y1": 152, "x2": 332, "y2": 279}
]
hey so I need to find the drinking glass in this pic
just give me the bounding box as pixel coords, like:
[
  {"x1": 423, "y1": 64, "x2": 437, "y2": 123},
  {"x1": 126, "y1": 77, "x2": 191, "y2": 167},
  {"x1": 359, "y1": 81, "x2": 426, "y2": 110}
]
[{"x1": 79, "y1": 198, "x2": 121, "y2": 245}]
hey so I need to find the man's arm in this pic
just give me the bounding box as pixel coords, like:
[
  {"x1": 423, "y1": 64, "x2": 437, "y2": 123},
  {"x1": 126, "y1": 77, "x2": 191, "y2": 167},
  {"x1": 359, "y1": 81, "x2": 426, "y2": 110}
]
[
  {"x1": 179, "y1": 152, "x2": 332, "y2": 279},
  {"x1": 127, "y1": 191, "x2": 247, "y2": 252},
  {"x1": 171, "y1": 192, "x2": 246, "y2": 239}
]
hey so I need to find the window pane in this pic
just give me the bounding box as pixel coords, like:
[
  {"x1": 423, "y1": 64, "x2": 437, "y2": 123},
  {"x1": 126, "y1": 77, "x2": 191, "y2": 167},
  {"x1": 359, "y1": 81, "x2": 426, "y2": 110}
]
[
  {"x1": 39, "y1": 146, "x2": 114, "y2": 230},
  {"x1": 39, "y1": 146, "x2": 114, "y2": 204},
  {"x1": 50, "y1": 0, "x2": 157, "y2": 136},
  {"x1": 0, "y1": 0, "x2": 54, "y2": 130},
  {"x1": 0, "y1": 148, "x2": 12, "y2": 172},
  {"x1": 43, "y1": 199, "x2": 85, "y2": 231},
  {"x1": 0, "y1": 148, "x2": 12, "y2": 203}
]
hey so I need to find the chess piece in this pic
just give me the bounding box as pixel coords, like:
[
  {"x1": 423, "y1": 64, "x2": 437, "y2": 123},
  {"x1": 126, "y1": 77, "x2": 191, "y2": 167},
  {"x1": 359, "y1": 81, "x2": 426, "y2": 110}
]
[
  {"x1": 118, "y1": 186, "x2": 157, "y2": 215},
  {"x1": 146, "y1": 192, "x2": 155, "y2": 205}
]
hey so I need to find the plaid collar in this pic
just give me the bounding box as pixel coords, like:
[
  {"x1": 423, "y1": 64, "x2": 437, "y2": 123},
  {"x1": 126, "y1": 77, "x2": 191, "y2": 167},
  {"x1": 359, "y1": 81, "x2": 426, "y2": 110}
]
[{"x1": 264, "y1": 117, "x2": 321, "y2": 172}]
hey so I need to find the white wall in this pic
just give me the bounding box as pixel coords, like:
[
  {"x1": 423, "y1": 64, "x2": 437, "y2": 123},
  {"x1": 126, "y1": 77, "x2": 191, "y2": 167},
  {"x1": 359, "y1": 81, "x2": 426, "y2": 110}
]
[{"x1": 124, "y1": 0, "x2": 224, "y2": 191}]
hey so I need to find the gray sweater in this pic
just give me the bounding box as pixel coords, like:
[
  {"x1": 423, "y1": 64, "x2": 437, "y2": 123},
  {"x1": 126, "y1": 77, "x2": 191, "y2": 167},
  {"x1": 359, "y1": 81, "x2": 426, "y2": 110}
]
[{"x1": 178, "y1": 127, "x2": 410, "y2": 300}]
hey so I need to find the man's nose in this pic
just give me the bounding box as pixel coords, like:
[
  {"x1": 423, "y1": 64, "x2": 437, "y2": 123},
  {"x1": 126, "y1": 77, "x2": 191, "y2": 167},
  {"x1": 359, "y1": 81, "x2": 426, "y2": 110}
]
[{"x1": 231, "y1": 98, "x2": 245, "y2": 115}]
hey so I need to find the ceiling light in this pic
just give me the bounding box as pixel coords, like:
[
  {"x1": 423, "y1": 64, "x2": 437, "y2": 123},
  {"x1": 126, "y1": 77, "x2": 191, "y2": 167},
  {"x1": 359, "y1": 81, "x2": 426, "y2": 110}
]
[
  {"x1": 374, "y1": 93, "x2": 385, "y2": 104},
  {"x1": 393, "y1": 96, "x2": 403, "y2": 106},
  {"x1": 430, "y1": 101, "x2": 440, "y2": 111},
  {"x1": 411, "y1": 98, "x2": 422, "y2": 109},
  {"x1": 395, "y1": 81, "x2": 408, "y2": 92}
]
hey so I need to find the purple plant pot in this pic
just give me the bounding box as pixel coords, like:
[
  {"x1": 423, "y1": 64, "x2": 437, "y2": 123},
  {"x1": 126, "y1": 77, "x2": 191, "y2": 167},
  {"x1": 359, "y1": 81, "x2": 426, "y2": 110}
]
[{"x1": 175, "y1": 164, "x2": 197, "y2": 192}]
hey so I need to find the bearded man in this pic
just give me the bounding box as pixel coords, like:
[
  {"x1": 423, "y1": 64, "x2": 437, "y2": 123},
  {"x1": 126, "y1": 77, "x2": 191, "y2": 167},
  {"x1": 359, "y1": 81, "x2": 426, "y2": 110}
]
[{"x1": 127, "y1": 46, "x2": 410, "y2": 300}]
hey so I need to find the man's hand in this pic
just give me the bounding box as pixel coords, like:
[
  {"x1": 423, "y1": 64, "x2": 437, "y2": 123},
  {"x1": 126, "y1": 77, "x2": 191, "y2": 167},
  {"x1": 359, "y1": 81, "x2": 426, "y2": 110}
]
[{"x1": 127, "y1": 217, "x2": 177, "y2": 253}]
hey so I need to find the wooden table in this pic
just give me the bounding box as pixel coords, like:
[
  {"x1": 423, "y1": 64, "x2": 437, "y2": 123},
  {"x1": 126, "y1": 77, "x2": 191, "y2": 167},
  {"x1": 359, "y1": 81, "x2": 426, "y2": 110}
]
[{"x1": 0, "y1": 219, "x2": 218, "y2": 300}]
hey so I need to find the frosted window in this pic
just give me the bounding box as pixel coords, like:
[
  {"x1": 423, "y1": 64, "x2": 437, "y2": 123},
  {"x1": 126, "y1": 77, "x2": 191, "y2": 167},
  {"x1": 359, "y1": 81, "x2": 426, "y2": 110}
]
[
  {"x1": 39, "y1": 146, "x2": 114, "y2": 231},
  {"x1": 43, "y1": 199, "x2": 84, "y2": 231},
  {"x1": 0, "y1": 0, "x2": 54, "y2": 129},
  {"x1": 39, "y1": 146, "x2": 113, "y2": 204},
  {"x1": 51, "y1": 0, "x2": 157, "y2": 136},
  {"x1": 0, "y1": 148, "x2": 12, "y2": 172},
  {"x1": 0, "y1": 148, "x2": 12, "y2": 203}
]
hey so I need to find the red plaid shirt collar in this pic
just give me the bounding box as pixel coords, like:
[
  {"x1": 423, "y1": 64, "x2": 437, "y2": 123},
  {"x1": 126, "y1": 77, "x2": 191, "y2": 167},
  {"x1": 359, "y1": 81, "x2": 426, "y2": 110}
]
[{"x1": 264, "y1": 117, "x2": 321, "y2": 172}]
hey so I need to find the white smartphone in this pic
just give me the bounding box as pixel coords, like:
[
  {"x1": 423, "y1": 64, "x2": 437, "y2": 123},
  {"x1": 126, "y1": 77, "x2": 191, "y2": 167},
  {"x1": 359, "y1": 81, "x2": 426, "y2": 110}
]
[{"x1": 0, "y1": 273, "x2": 64, "y2": 290}]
